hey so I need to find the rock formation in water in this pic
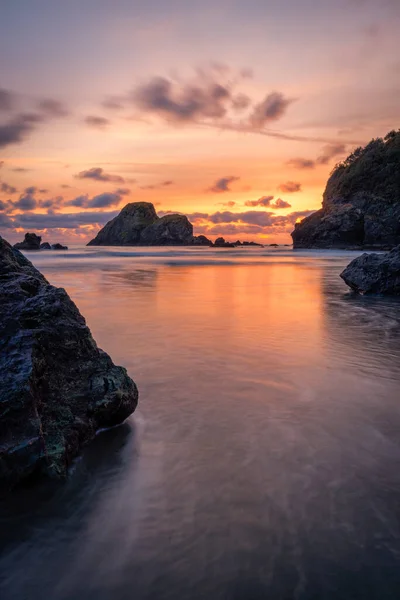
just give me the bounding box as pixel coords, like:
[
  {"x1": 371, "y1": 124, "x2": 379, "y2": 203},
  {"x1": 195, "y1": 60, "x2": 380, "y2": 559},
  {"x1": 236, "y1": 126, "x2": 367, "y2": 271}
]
[
  {"x1": 292, "y1": 130, "x2": 400, "y2": 249},
  {"x1": 0, "y1": 236, "x2": 138, "y2": 489},
  {"x1": 340, "y1": 245, "x2": 400, "y2": 295},
  {"x1": 14, "y1": 234, "x2": 68, "y2": 251},
  {"x1": 87, "y1": 202, "x2": 195, "y2": 246},
  {"x1": 14, "y1": 233, "x2": 42, "y2": 250}
]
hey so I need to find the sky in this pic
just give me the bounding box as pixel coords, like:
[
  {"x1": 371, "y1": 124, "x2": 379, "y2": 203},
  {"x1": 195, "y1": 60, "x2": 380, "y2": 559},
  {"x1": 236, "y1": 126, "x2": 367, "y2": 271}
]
[{"x1": 0, "y1": 0, "x2": 399, "y2": 244}]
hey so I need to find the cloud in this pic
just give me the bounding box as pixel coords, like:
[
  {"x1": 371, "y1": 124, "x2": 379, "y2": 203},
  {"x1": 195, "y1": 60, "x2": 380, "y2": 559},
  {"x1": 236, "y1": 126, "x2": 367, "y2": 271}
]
[
  {"x1": 139, "y1": 180, "x2": 174, "y2": 190},
  {"x1": 12, "y1": 191, "x2": 37, "y2": 211},
  {"x1": 207, "y1": 210, "x2": 276, "y2": 226},
  {"x1": 0, "y1": 113, "x2": 44, "y2": 148},
  {"x1": 278, "y1": 181, "x2": 302, "y2": 193},
  {"x1": 102, "y1": 97, "x2": 124, "y2": 110},
  {"x1": 0, "y1": 213, "x2": 14, "y2": 228},
  {"x1": 75, "y1": 167, "x2": 125, "y2": 183},
  {"x1": 37, "y1": 98, "x2": 69, "y2": 118},
  {"x1": 287, "y1": 144, "x2": 347, "y2": 170},
  {"x1": 67, "y1": 190, "x2": 123, "y2": 209},
  {"x1": 245, "y1": 195, "x2": 274, "y2": 207},
  {"x1": 0, "y1": 88, "x2": 16, "y2": 112},
  {"x1": 11, "y1": 210, "x2": 120, "y2": 230},
  {"x1": 0, "y1": 200, "x2": 8, "y2": 211},
  {"x1": 249, "y1": 92, "x2": 294, "y2": 128},
  {"x1": 130, "y1": 67, "x2": 293, "y2": 133},
  {"x1": 217, "y1": 200, "x2": 236, "y2": 207},
  {"x1": 133, "y1": 76, "x2": 232, "y2": 122},
  {"x1": 61, "y1": 184, "x2": 71, "y2": 188},
  {"x1": 1, "y1": 182, "x2": 17, "y2": 194},
  {"x1": 187, "y1": 207, "x2": 317, "y2": 238},
  {"x1": 0, "y1": 161, "x2": 4, "y2": 169},
  {"x1": 273, "y1": 198, "x2": 291, "y2": 209},
  {"x1": 12, "y1": 167, "x2": 31, "y2": 172},
  {"x1": 208, "y1": 176, "x2": 240, "y2": 193},
  {"x1": 287, "y1": 158, "x2": 316, "y2": 169},
  {"x1": 115, "y1": 187, "x2": 131, "y2": 196},
  {"x1": 84, "y1": 115, "x2": 110, "y2": 129},
  {"x1": 316, "y1": 143, "x2": 346, "y2": 165}
]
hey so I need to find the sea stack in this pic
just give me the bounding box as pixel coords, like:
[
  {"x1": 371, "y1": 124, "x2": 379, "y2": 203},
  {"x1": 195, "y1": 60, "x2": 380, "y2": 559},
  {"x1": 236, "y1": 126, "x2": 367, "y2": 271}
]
[
  {"x1": 87, "y1": 202, "x2": 195, "y2": 246},
  {"x1": 0, "y1": 236, "x2": 138, "y2": 489},
  {"x1": 292, "y1": 130, "x2": 400, "y2": 249}
]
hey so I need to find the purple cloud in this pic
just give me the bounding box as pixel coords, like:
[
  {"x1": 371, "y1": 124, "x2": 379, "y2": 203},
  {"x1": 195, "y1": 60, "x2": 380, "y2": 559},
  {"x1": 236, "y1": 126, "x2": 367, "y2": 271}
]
[
  {"x1": 208, "y1": 176, "x2": 240, "y2": 193},
  {"x1": 278, "y1": 181, "x2": 302, "y2": 193},
  {"x1": 84, "y1": 115, "x2": 110, "y2": 129},
  {"x1": 245, "y1": 195, "x2": 274, "y2": 207},
  {"x1": 75, "y1": 167, "x2": 125, "y2": 183},
  {"x1": 249, "y1": 92, "x2": 293, "y2": 128}
]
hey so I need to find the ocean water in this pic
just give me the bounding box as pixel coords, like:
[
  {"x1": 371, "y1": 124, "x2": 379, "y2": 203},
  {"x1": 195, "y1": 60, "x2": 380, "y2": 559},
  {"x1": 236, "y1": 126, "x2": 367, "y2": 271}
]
[{"x1": 1, "y1": 246, "x2": 400, "y2": 600}]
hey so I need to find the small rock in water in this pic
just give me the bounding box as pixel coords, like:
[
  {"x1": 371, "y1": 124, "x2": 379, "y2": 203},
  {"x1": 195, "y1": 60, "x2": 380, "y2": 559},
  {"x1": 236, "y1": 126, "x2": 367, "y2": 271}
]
[
  {"x1": 340, "y1": 245, "x2": 400, "y2": 295},
  {"x1": 51, "y1": 243, "x2": 68, "y2": 250}
]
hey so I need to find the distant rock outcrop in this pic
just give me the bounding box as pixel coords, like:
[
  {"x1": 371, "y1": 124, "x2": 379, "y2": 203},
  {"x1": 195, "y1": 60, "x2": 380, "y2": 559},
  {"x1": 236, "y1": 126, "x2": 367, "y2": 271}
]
[
  {"x1": 51, "y1": 243, "x2": 68, "y2": 250},
  {"x1": 292, "y1": 130, "x2": 400, "y2": 249},
  {"x1": 14, "y1": 234, "x2": 68, "y2": 251},
  {"x1": 0, "y1": 236, "x2": 138, "y2": 489},
  {"x1": 14, "y1": 233, "x2": 42, "y2": 250},
  {"x1": 87, "y1": 202, "x2": 194, "y2": 246},
  {"x1": 340, "y1": 246, "x2": 400, "y2": 295}
]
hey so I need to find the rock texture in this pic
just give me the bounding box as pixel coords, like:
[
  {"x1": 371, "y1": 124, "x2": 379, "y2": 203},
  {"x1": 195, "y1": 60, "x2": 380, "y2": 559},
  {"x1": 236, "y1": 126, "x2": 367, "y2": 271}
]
[
  {"x1": 292, "y1": 130, "x2": 400, "y2": 249},
  {"x1": 340, "y1": 246, "x2": 400, "y2": 295},
  {"x1": 14, "y1": 233, "x2": 41, "y2": 250},
  {"x1": 0, "y1": 236, "x2": 138, "y2": 488},
  {"x1": 87, "y1": 202, "x2": 194, "y2": 246}
]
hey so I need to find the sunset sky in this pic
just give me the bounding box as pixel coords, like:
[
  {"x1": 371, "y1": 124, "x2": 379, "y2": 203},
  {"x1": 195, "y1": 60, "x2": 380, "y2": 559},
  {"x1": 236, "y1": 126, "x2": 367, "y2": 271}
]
[{"x1": 0, "y1": 0, "x2": 399, "y2": 244}]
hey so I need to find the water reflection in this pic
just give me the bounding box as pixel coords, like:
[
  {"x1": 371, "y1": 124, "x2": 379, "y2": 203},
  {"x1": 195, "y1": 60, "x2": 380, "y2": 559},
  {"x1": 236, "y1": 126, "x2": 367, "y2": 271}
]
[{"x1": 1, "y1": 249, "x2": 400, "y2": 600}]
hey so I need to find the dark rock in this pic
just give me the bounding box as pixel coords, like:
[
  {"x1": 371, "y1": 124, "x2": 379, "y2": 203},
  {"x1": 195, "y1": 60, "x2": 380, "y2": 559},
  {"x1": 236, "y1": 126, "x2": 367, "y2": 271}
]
[
  {"x1": 0, "y1": 236, "x2": 138, "y2": 489},
  {"x1": 40, "y1": 242, "x2": 52, "y2": 250},
  {"x1": 140, "y1": 213, "x2": 193, "y2": 246},
  {"x1": 192, "y1": 235, "x2": 213, "y2": 246},
  {"x1": 213, "y1": 237, "x2": 236, "y2": 248},
  {"x1": 340, "y1": 245, "x2": 400, "y2": 295},
  {"x1": 292, "y1": 130, "x2": 400, "y2": 249},
  {"x1": 51, "y1": 243, "x2": 68, "y2": 250},
  {"x1": 87, "y1": 202, "x2": 193, "y2": 246},
  {"x1": 269, "y1": 243, "x2": 279, "y2": 247},
  {"x1": 214, "y1": 237, "x2": 226, "y2": 247},
  {"x1": 14, "y1": 233, "x2": 41, "y2": 251}
]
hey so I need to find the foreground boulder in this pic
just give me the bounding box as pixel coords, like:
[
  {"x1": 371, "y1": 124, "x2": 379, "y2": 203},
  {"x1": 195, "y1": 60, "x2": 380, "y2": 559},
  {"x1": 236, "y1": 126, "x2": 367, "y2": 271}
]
[
  {"x1": 340, "y1": 246, "x2": 400, "y2": 295},
  {"x1": 87, "y1": 202, "x2": 194, "y2": 246},
  {"x1": 292, "y1": 130, "x2": 400, "y2": 249},
  {"x1": 14, "y1": 233, "x2": 41, "y2": 250},
  {"x1": 0, "y1": 236, "x2": 138, "y2": 488}
]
